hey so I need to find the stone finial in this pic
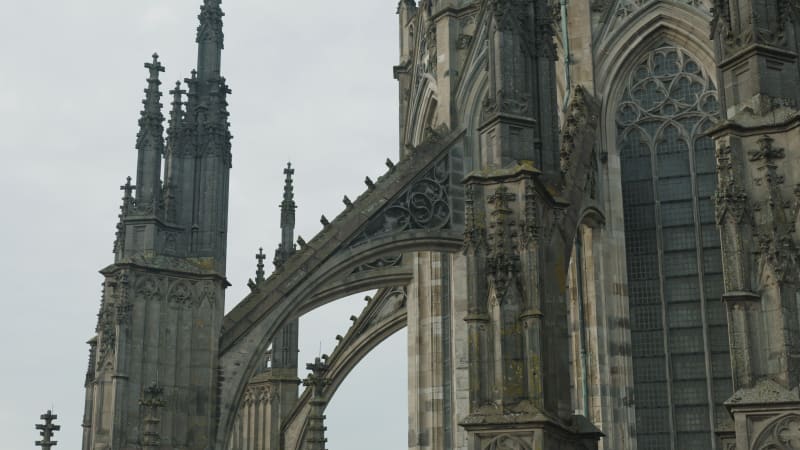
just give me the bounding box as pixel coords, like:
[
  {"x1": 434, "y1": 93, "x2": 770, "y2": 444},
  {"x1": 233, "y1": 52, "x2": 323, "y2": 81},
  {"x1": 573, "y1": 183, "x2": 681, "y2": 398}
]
[
  {"x1": 275, "y1": 162, "x2": 298, "y2": 268},
  {"x1": 145, "y1": 53, "x2": 165, "y2": 80},
  {"x1": 320, "y1": 215, "x2": 330, "y2": 227},
  {"x1": 303, "y1": 357, "x2": 331, "y2": 397},
  {"x1": 135, "y1": 53, "x2": 166, "y2": 209},
  {"x1": 365, "y1": 176, "x2": 376, "y2": 190},
  {"x1": 141, "y1": 53, "x2": 166, "y2": 126},
  {"x1": 35, "y1": 410, "x2": 60, "y2": 449},
  {"x1": 114, "y1": 177, "x2": 135, "y2": 255},
  {"x1": 119, "y1": 176, "x2": 136, "y2": 216},
  {"x1": 184, "y1": 69, "x2": 198, "y2": 91},
  {"x1": 255, "y1": 247, "x2": 266, "y2": 282},
  {"x1": 280, "y1": 162, "x2": 296, "y2": 218},
  {"x1": 196, "y1": 0, "x2": 225, "y2": 75},
  {"x1": 343, "y1": 195, "x2": 353, "y2": 208},
  {"x1": 386, "y1": 158, "x2": 395, "y2": 170},
  {"x1": 303, "y1": 357, "x2": 330, "y2": 450},
  {"x1": 167, "y1": 81, "x2": 186, "y2": 136}
]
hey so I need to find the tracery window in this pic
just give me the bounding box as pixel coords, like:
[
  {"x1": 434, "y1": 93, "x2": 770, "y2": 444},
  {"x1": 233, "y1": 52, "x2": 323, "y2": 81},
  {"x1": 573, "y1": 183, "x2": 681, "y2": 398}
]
[{"x1": 617, "y1": 45, "x2": 732, "y2": 450}]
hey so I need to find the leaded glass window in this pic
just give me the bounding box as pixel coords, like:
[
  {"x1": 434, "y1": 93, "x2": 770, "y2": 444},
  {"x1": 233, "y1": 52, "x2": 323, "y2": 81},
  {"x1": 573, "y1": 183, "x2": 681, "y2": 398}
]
[{"x1": 617, "y1": 45, "x2": 732, "y2": 450}]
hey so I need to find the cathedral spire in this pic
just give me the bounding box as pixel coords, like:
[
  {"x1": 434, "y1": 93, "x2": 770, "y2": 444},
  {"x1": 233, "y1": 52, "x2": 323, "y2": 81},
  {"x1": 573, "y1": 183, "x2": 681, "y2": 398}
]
[
  {"x1": 134, "y1": 53, "x2": 165, "y2": 213},
  {"x1": 274, "y1": 163, "x2": 297, "y2": 268},
  {"x1": 196, "y1": 0, "x2": 224, "y2": 82}
]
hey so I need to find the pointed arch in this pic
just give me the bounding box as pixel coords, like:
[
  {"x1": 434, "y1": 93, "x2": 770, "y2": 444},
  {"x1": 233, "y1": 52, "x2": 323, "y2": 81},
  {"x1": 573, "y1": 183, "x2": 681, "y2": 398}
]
[{"x1": 604, "y1": 36, "x2": 732, "y2": 449}]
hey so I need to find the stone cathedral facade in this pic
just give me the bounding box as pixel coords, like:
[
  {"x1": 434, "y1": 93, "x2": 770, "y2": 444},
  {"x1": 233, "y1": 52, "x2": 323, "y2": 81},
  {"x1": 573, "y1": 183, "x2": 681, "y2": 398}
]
[{"x1": 80, "y1": 1, "x2": 800, "y2": 449}]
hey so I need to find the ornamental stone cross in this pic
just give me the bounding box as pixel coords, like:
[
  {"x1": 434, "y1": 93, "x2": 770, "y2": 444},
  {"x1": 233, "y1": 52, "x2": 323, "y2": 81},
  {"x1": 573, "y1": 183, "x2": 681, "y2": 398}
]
[
  {"x1": 120, "y1": 176, "x2": 135, "y2": 197},
  {"x1": 487, "y1": 185, "x2": 516, "y2": 213},
  {"x1": 35, "y1": 410, "x2": 60, "y2": 449},
  {"x1": 145, "y1": 53, "x2": 165, "y2": 79},
  {"x1": 303, "y1": 357, "x2": 331, "y2": 398},
  {"x1": 255, "y1": 247, "x2": 266, "y2": 282}
]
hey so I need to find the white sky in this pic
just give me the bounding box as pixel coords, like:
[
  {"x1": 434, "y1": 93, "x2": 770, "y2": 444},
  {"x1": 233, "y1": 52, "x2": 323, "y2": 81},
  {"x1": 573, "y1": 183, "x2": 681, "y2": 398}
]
[{"x1": 0, "y1": 1, "x2": 407, "y2": 448}]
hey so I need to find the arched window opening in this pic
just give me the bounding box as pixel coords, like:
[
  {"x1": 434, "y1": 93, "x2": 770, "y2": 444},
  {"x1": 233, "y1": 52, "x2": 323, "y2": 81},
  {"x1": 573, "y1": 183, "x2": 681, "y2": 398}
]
[{"x1": 617, "y1": 45, "x2": 731, "y2": 450}]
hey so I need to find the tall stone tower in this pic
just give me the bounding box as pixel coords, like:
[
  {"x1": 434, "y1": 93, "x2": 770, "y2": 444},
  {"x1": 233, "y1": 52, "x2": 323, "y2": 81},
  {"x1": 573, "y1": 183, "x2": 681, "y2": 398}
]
[{"x1": 81, "y1": 1, "x2": 232, "y2": 448}]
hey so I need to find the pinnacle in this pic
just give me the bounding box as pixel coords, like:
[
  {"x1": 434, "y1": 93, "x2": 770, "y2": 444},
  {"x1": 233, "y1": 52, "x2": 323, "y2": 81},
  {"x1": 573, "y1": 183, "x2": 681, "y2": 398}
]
[{"x1": 144, "y1": 53, "x2": 165, "y2": 80}]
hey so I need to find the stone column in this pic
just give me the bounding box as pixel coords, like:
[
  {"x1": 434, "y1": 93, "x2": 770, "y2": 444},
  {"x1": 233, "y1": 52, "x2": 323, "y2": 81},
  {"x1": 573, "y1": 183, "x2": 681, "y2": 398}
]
[{"x1": 407, "y1": 252, "x2": 470, "y2": 450}]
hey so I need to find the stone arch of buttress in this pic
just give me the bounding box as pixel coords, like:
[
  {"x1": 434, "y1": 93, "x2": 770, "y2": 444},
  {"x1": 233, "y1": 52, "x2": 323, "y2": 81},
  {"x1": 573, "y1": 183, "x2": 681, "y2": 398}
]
[
  {"x1": 280, "y1": 285, "x2": 411, "y2": 450},
  {"x1": 216, "y1": 131, "x2": 466, "y2": 447}
]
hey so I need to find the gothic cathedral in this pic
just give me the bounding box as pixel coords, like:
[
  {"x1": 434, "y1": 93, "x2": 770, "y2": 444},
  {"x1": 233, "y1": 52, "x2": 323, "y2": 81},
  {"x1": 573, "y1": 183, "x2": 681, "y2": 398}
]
[{"x1": 80, "y1": 1, "x2": 800, "y2": 449}]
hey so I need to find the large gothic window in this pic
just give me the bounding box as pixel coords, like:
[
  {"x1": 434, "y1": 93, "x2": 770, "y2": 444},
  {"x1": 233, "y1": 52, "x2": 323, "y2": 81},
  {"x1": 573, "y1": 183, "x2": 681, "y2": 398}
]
[{"x1": 617, "y1": 46, "x2": 732, "y2": 450}]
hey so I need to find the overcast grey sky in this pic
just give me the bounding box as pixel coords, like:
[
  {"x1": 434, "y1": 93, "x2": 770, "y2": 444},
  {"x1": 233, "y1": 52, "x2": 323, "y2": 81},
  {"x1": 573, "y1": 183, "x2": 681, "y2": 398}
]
[{"x1": 0, "y1": 1, "x2": 407, "y2": 448}]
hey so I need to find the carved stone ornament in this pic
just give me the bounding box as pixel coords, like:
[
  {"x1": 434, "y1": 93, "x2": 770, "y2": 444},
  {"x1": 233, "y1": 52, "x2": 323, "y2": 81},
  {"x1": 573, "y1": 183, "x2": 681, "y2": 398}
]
[
  {"x1": 756, "y1": 233, "x2": 799, "y2": 284},
  {"x1": 126, "y1": 253, "x2": 212, "y2": 275},
  {"x1": 487, "y1": 186, "x2": 521, "y2": 301},
  {"x1": 521, "y1": 180, "x2": 540, "y2": 245},
  {"x1": 483, "y1": 434, "x2": 532, "y2": 450},
  {"x1": 561, "y1": 85, "x2": 594, "y2": 175},
  {"x1": 242, "y1": 384, "x2": 273, "y2": 406},
  {"x1": 197, "y1": 281, "x2": 217, "y2": 308},
  {"x1": 351, "y1": 255, "x2": 403, "y2": 274},
  {"x1": 749, "y1": 135, "x2": 786, "y2": 163},
  {"x1": 489, "y1": 0, "x2": 531, "y2": 33},
  {"x1": 714, "y1": 141, "x2": 750, "y2": 224},
  {"x1": 115, "y1": 273, "x2": 133, "y2": 325},
  {"x1": 167, "y1": 280, "x2": 194, "y2": 307},
  {"x1": 713, "y1": 0, "x2": 790, "y2": 53},
  {"x1": 350, "y1": 156, "x2": 449, "y2": 245},
  {"x1": 464, "y1": 183, "x2": 488, "y2": 252},
  {"x1": 136, "y1": 276, "x2": 161, "y2": 302},
  {"x1": 716, "y1": 179, "x2": 749, "y2": 224},
  {"x1": 97, "y1": 294, "x2": 117, "y2": 368},
  {"x1": 753, "y1": 414, "x2": 800, "y2": 450},
  {"x1": 197, "y1": 1, "x2": 225, "y2": 47},
  {"x1": 483, "y1": 88, "x2": 530, "y2": 116},
  {"x1": 359, "y1": 286, "x2": 409, "y2": 330},
  {"x1": 456, "y1": 34, "x2": 474, "y2": 50},
  {"x1": 415, "y1": 21, "x2": 437, "y2": 85}
]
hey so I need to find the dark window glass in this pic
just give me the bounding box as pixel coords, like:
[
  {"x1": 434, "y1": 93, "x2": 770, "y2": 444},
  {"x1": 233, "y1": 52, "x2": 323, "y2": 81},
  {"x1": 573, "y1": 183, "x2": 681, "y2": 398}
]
[{"x1": 617, "y1": 46, "x2": 731, "y2": 449}]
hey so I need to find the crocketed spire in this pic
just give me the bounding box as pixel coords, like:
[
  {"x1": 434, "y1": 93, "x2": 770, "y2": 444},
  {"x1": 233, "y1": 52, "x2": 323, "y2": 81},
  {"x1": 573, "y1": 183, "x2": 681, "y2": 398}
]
[{"x1": 134, "y1": 53, "x2": 165, "y2": 212}]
